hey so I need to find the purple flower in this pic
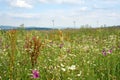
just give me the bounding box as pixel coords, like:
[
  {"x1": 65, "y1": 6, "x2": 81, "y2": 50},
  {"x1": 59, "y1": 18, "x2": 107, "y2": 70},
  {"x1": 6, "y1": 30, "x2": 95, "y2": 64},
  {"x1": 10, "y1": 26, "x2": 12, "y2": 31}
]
[
  {"x1": 102, "y1": 49, "x2": 107, "y2": 56},
  {"x1": 32, "y1": 69, "x2": 39, "y2": 79},
  {"x1": 108, "y1": 49, "x2": 112, "y2": 53}
]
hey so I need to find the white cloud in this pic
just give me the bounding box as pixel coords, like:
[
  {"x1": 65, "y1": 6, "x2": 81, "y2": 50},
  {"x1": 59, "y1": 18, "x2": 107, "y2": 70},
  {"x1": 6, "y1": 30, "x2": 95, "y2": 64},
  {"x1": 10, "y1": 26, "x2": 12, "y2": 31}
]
[
  {"x1": 79, "y1": 6, "x2": 88, "y2": 11},
  {"x1": 8, "y1": 0, "x2": 33, "y2": 8},
  {"x1": 107, "y1": 13, "x2": 120, "y2": 18},
  {"x1": 101, "y1": 0, "x2": 120, "y2": 4},
  {"x1": 38, "y1": 0, "x2": 84, "y2": 4},
  {"x1": 6, "y1": 13, "x2": 39, "y2": 18},
  {"x1": 38, "y1": 0, "x2": 49, "y2": 3}
]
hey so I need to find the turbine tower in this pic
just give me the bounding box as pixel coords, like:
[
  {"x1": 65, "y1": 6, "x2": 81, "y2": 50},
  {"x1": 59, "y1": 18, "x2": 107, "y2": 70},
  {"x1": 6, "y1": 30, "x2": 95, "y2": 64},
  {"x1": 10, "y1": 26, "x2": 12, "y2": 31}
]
[
  {"x1": 73, "y1": 21, "x2": 76, "y2": 29},
  {"x1": 52, "y1": 20, "x2": 54, "y2": 28}
]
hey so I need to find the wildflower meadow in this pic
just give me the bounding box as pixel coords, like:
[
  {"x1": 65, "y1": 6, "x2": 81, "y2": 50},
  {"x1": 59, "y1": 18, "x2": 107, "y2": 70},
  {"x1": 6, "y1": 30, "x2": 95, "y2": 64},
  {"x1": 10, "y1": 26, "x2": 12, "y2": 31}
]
[{"x1": 0, "y1": 27, "x2": 120, "y2": 80}]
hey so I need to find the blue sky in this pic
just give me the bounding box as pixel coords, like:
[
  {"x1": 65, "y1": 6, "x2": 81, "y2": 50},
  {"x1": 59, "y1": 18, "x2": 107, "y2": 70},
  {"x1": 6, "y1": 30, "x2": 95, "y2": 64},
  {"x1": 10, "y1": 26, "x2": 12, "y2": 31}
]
[{"x1": 0, "y1": 0, "x2": 120, "y2": 28}]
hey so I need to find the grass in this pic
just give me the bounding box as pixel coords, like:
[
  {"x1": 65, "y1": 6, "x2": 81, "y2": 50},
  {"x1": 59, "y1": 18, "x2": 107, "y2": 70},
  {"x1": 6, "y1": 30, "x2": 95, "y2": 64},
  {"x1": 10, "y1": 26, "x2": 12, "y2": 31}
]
[{"x1": 0, "y1": 27, "x2": 120, "y2": 80}]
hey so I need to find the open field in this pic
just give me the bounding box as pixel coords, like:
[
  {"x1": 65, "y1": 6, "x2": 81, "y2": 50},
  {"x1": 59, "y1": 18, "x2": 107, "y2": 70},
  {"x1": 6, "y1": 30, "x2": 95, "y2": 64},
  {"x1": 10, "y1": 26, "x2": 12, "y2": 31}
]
[{"x1": 0, "y1": 27, "x2": 120, "y2": 80}]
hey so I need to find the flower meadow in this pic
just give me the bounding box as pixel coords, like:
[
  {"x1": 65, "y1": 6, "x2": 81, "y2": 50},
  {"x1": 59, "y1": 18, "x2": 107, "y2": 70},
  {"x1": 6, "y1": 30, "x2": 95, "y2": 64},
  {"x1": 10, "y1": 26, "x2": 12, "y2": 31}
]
[{"x1": 0, "y1": 27, "x2": 120, "y2": 80}]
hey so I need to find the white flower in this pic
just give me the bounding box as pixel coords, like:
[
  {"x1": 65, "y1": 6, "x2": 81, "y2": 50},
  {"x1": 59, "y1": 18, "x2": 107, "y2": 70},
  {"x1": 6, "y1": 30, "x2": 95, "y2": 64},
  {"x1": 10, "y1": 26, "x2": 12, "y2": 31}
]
[
  {"x1": 61, "y1": 68, "x2": 66, "y2": 72},
  {"x1": 77, "y1": 71, "x2": 82, "y2": 77},
  {"x1": 68, "y1": 77, "x2": 72, "y2": 80},
  {"x1": 68, "y1": 65, "x2": 76, "y2": 70},
  {"x1": 60, "y1": 63, "x2": 64, "y2": 67}
]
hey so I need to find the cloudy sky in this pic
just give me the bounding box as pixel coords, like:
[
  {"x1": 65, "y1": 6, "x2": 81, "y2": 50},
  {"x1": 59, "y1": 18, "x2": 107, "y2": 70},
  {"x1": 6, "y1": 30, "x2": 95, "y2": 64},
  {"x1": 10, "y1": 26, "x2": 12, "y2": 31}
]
[{"x1": 0, "y1": 0, "x2": 120, "y2": 28}]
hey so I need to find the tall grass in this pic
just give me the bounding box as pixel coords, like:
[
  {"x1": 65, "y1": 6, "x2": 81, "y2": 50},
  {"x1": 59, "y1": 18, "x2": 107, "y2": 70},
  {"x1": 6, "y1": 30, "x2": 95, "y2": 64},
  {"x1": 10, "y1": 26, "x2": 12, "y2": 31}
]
[{"x1": 0, "y1": 28, "x2": 120, "y2": 80}]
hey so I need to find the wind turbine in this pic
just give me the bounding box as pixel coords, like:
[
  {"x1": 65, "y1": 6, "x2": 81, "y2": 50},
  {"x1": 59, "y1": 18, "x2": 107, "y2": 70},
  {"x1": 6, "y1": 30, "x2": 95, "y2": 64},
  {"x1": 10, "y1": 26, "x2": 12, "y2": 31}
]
[
  {"x1": 73, "y1": 21, "x2": 76, "y2": 29},
  {"x1": 52, "y1": 20, "x2": 54, "y2": 28}
]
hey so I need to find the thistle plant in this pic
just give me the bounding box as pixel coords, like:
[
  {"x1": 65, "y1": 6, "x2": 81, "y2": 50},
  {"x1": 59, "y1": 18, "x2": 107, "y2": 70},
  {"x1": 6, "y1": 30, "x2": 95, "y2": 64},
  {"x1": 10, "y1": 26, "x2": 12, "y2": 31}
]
[{"x1": 24, "y1": 36, "x2": 42, "y2": 68}]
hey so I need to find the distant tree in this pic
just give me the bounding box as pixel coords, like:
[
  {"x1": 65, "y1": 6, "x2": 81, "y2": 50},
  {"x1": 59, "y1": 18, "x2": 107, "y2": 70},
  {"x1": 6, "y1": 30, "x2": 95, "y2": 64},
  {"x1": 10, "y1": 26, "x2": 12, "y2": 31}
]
[
  {"x1": 20, "y1": 24, "x2": 24, "y2": 28},
  {"x1": 18, "y1": 24, "x2": 25, "y2": 35}
]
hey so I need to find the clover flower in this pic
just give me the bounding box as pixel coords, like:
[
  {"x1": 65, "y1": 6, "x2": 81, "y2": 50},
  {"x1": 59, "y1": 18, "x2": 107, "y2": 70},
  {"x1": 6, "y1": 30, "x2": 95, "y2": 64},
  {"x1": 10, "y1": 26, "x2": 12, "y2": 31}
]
[
  {"x1": 102, "y1": 49, "x2": 107, "y2": 56},
  {"x1": 108, "y1": 49, "x2": 112, "y2": 53},
  {"x1": 32, "y1": 69, "x2": 39, "y2": 79}
]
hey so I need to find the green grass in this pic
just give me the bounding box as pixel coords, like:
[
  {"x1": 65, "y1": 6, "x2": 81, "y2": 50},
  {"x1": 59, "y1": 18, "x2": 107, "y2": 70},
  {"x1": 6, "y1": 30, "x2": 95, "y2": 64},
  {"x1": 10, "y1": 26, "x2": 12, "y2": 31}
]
[{"x1": 0, "y1": 28, "x2": 120, "y2": 80}]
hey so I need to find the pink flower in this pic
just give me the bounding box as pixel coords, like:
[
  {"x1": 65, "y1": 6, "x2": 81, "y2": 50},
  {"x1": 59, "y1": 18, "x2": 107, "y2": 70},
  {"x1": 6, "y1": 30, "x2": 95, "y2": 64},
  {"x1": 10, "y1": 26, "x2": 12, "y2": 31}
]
[
  {"x1": 102, "y1": 49, "x2": 107, "y2": 56},
  {"x1": 108, "y1": 49, "x2": 112, "y2": 53},
  {"x1": 32, "y1": 69, "x2": 39, "y2": 79}
]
